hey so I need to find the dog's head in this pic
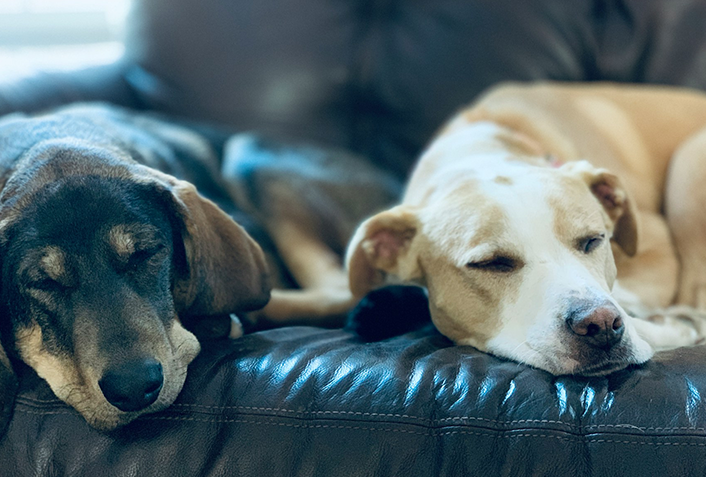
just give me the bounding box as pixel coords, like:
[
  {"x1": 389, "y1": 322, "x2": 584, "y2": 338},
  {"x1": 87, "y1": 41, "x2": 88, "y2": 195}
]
[
  {"x1": 0, "y1": 139, "x2": 270, "y2": 431},
  {"x1": 348, "y1": 151, "x2": 652, "y2": 375}
]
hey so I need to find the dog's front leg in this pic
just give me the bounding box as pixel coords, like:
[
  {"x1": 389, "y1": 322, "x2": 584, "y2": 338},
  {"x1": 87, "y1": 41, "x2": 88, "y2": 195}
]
[
  {"x1": 244, "y1": 219, "x2": 355, "y2": 327},
  {"x1": 0, "y1": 346, "x2": 17, "y2": 439},
  {"x1": 630, "y1": 313, "x2": 705, "y2": 351},
  {"x1": 616, "y1": 282, "x2": 706, "y2": 351}
]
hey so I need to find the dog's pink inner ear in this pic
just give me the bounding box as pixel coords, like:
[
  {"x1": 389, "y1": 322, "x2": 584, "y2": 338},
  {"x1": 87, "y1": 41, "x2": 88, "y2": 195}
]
[
  {"x1": 349, "y1": 230, "x2": 406, "y2": 298},
  {"x1": 370, "y1": 229, "x2": 407, "y2": 262},
  {"x1": 367, "y1": 224, "x2": 417, "y2": 268},
  {"x1": 589, "y1": 173, "x2": 638, "y2": 256},
  {"x1": 348, "y1": 211, "x2": 418, "y2": 298},
  {"x1": 591, "y1": 180, "x2": 624, "y2": 220}
]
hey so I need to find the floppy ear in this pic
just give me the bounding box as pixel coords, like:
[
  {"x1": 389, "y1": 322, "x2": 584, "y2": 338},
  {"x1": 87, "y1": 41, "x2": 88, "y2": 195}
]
[
  {"x1": 563, "y1": 161, "x2": 639, "y2": 257},
  {"x1": 0, "y1": 343, "x2": 17, "y2": 439},
  {"x1": 346, "y1": 206, "x2": 421, "y2": 298},
  {"x1": 167, "y1": 179, "x2": 271, "y2": 316},
  {"x1": 136, "y1": 166, "x2": 271, "y2": 317}
]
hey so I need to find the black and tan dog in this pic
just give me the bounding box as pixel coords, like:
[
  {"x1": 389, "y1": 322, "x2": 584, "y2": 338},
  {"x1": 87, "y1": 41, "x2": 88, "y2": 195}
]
[{"x1": 0, "y1": 104, "x2": 270, "y2": 433}]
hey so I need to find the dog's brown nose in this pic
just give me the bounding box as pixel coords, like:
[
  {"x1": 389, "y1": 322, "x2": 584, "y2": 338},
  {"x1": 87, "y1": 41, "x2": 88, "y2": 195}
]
[
  {"x1": 566, "y1": 302, "x2": 625, "y2": 349},
  {"x1": 99, "y1": 359, "x2": 164, "y2": 412}
]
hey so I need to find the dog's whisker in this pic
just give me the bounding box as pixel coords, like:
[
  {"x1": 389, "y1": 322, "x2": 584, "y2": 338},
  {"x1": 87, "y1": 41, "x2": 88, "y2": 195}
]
[{"x1": 508, "y1": 340, "x2": 530, "y2": 357}]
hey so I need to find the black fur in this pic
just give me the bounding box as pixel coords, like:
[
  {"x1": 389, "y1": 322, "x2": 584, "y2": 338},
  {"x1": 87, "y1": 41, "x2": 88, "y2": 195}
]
[
  {"x1": 346, "y1": 286, "x2": 433, "y2": 341},
  {"x1": 0, "y1": 176, "x2": 180, "y2": 361},
  {"x1": 0, "y1": 103, "x2": 270, "y2": 433},
  {"x1": 0, "y1": 357, "x2": 15, "y2": 438}
]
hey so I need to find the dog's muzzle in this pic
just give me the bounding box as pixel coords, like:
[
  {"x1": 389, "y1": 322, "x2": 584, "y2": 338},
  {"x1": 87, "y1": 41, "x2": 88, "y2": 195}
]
[
  {"x1": 98, "y1": 358, "x2": 164, "y2": 412},
  {"x1": 565, "y1": 300, "x2": 625, "y2": 350}
]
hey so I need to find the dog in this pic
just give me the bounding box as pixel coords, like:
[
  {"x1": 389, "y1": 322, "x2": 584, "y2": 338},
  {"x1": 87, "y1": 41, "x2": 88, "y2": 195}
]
[
  {"x1": 345, "y1": 82, "x2": 706, "y2": 376},
  {"x1": 0, "y1": 104, "x2": 270, "y2": 433},
  {"x1": 221, "y1": 134, "x2": 401, "y2": 327}
]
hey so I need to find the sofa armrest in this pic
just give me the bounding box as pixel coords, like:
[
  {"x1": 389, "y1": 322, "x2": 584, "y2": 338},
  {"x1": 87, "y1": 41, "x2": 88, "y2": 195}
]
[{"x1": 0, "y1": 60, "x2": 142, "y2": 117}]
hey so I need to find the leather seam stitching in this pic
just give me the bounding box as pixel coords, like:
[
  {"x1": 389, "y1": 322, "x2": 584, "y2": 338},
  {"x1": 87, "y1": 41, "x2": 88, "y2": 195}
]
[
  {"x1": 13, "y1": 407, "x2": 706, "y2": 440},
  {"x1": 14, "y1": 398, "x2": 706, "y2": 432},
  {"x1": 12, "y1": 411, "x2": 706, "y2": 447}
]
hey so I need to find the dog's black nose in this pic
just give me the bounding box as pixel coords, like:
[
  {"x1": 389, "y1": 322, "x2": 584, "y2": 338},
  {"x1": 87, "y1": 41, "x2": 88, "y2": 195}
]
[
  {"x1": 99, "y1": 359, "x2": 164, "y2": 412},
  {"x1": 566, "y1": 302, "x2": 625, "y2": 349}
]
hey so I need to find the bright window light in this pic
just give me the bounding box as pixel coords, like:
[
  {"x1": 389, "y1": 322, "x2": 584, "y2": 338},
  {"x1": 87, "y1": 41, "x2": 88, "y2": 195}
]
[
  {"x1": 0, "y1": 0, "x2": 131, "y2": 79},
  {"x1": 0, "y1": 0, "x2": 131, "y2": 46}
]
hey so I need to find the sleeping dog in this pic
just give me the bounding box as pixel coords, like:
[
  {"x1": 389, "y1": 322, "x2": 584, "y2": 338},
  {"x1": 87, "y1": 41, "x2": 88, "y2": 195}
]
[
  {"x1": 222, "y1": 83, "x2": 706, "y2": 377},
  {"x1": 0, "y1": 104, "x2": 270, "y2": 433},
  {"x1": 222, "y1": 134, "x2": 401, "y2": 326},
  {"x1": 347, "y1": 82, "x2": 706, "y2": 376}
]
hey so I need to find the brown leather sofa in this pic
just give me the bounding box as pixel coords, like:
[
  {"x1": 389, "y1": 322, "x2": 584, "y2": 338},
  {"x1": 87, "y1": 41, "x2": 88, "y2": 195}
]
[{"x1": 3, "y1": 1, "x2": 706, "y2": 475}]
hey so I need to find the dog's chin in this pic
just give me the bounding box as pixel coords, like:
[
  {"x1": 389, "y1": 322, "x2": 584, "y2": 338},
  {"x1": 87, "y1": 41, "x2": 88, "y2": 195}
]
[
  {"x1": 538, "y1": 341, "x2": 653, "y2": 377},
  {"x1": 481, "y1": 334, "x2": 654, "y2": 377},
  {"x1": 570, "y1": 359, "x2": 634, "y2": 377},
  {"x1": 84, "y1": 388, "x2": 178, "y2": 431},
  {"x1": 87, "y1": 367, "x2": 191, "y2": 431}
]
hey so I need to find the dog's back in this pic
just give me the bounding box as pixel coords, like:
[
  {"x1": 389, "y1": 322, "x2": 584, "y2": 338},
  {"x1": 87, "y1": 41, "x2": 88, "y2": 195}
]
[{"x1": 453, "y1": 82, "x2": 706, "y2": 211}]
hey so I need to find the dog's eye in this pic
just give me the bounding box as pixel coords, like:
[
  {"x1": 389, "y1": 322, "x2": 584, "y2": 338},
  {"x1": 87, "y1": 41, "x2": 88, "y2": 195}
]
[
  {"x1": 128, "y1": 245, "x2": 166, "y2": 269},
  {"x1": 579, "y1": 234, "x2": 605, "y2": 254},
  {"x1": 29, "y1": 277, "x2": 69, "y2": 292},
  {"x1": 466, "y1": 256, "x2": 518, "y2": 273}
]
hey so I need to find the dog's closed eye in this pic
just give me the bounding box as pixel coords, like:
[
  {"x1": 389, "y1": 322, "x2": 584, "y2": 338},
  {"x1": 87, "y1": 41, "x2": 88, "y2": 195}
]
[
  {"x1": 125, "y1": 244, "x2": 168, "y2": 270},
  {"x1": 28, "y1": 277, "x2": 73, "y2": 293},
  {"x1": 108, "y1": 224, "x2": 170, "y2": 272},
  {"x1": 466, "y1": 255, "x2": 521, "y2": 273},
  {"x1": 577, "y1": 233, "x2": 605, "y2": 254}
]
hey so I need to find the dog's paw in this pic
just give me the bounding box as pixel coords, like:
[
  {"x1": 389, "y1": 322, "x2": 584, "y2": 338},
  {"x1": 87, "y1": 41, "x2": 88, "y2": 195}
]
[
  {"x1": 229, "y1": 314, "x2": 244, "y2": 339},
  {"x1": 644, "y1": 306, "x2": 706, "y2": 349},
  {"x1": 346, "y1": 285, "x2": 432, "y2": 342}
]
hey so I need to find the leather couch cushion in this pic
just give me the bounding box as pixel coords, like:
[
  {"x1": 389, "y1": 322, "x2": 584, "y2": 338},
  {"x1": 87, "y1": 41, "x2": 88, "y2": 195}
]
[{"x1": 4, "y1": 326, "x2": 706, "y2": 476}]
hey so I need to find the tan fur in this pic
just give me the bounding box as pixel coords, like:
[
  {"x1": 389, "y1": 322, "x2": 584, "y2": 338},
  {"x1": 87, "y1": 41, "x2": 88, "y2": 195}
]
[
  {"x1": 15, "y1": 319, "x2": 200, "y2": 430},
  {"x1": 254, "y1": 219, "x2": 354, "y2": 324},
  {"x1": 0, "y1": 142, "x2": 271, "y2": 430},
  {"x1": 467, "y1": 83, "x2": 706, "y2": 211},
  {"x1": 108, "y1": 225, "x2": 136, "y2": 257},
  {"x1": 465, "y1": 83, "x2": 706, "y2": 306},
  {"x1": 346, "y1": 82, "x2": 706, "y2": 374},
  {"x1": 40, "y1": 246, "x2": 66, "y2": 280}
]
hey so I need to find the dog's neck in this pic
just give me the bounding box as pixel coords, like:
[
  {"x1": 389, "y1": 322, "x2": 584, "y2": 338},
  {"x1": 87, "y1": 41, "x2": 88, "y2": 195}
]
[
  {"x1": 424, "y1": 120, "x2": 558, "y2": 170},
  {"x1": 404, "y1": 121, "x2": 561, "y2": 206}
]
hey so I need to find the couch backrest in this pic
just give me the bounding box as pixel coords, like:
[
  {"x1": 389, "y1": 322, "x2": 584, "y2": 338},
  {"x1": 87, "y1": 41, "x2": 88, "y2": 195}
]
[{"x1": 124, "y1": 0, "x2": 706, "y2": 177}]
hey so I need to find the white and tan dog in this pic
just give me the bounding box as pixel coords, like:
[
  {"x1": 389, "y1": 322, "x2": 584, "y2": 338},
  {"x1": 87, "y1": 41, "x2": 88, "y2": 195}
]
[{"x1": 346, "y1": 82, "x2": 706, "y2": 376}]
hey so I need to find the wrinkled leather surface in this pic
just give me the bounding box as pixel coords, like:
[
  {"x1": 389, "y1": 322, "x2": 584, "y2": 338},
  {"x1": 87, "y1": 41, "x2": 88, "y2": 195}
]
[
  {"x1": 5, "y1": 327, "x2": 706, "y2": 477},
  {"x1": 3, "y1": 0, "x2": 706, "y2": 476}
]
